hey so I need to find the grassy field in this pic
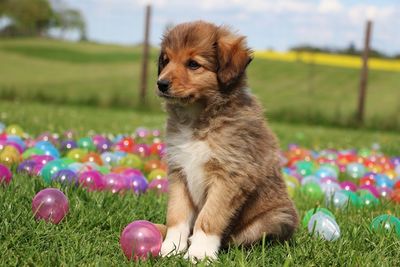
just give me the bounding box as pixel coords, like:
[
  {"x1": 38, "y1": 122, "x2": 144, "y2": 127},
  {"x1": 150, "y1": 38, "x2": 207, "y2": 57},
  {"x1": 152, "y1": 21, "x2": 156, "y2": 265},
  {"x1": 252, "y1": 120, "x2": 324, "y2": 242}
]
[
  {"x1": 0, "y1": 37, "x2": 399, "y2": 266},
  {"x1": 1, "y1": 100, "x2": 400, "y2": 266},
  {"x1": 0, "y1": 38, "x2": 399, "y2": 130}
]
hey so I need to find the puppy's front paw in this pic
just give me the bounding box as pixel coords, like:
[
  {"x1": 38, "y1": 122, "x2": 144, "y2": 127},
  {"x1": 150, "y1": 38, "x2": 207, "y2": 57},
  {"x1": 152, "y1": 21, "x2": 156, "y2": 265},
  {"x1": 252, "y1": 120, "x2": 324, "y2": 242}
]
[
  {"x1": 160, "y1": 238, "x2": 187, "y2": 257},
  {"x1": 184, "y1": 231, "x2": 220, "y2": 262},
  {"x1": 160, "y1": 224, "x2": 190, "y2": 257}
]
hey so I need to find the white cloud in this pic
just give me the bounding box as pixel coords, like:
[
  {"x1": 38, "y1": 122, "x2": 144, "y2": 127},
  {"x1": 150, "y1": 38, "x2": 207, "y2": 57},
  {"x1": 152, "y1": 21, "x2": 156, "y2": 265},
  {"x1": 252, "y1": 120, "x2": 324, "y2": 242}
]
[
  {"x1": 348, "y1": 4, "x2": 396, "y2": 23},
  {"x1": 318, "y1": 0, "x2": 343, "y2": 14}
]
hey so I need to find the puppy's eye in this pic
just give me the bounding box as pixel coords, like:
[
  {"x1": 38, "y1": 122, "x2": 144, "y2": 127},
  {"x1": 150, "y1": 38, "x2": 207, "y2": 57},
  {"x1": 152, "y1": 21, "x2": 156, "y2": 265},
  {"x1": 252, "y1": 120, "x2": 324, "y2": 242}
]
[
  {"x1": 187, "y1": 60, "x2": 201, "y2": 70},
  {"x1": 163, "y1": 58, "x2": 169, "y2": 65}
]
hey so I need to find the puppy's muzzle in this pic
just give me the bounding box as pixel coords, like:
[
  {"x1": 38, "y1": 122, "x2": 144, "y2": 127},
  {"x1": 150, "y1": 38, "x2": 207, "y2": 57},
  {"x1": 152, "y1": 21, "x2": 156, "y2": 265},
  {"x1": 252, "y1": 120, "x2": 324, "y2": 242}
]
[{"x1": 157, "y1": 79, "x2": 171, "y2": 93}]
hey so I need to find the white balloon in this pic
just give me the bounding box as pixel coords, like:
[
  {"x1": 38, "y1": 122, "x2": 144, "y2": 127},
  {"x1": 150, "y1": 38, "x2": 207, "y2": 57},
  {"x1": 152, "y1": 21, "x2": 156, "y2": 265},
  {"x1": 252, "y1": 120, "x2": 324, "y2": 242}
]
[{"x1": 308, "y1": 211, "x2": 340, "y2": 241}]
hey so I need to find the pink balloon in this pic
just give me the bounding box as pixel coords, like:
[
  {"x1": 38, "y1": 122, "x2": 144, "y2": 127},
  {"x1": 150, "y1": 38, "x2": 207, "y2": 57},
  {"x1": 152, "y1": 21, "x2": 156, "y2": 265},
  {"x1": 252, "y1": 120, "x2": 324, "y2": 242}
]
[
  {"x1": 103, "y1": 173, "x2": 127, "y2": 193},
  {"x1": 148, "y1": 178, "x2": 169, "y2": 194},
  {"x1": 78, "y1": 170, "x2": 105, "y2": 191},
  {"x1": 0, "y1": 164, "x2": 12, "y2": 184},
  {"x1": 32, "y1": 188, "x2": 69, "y2": 224},
  {"x1": 120, "y1": 220, "x2": 162, "y2": 260},
  {"x1": 340, "y1": 181, "x2": 357, "y2": 192}
]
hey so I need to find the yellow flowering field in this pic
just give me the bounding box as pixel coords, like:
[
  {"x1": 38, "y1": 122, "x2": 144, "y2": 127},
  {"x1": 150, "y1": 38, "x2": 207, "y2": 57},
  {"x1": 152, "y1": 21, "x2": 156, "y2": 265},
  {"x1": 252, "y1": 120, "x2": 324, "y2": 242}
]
[{"x1": 255, "y1": 51, "x2": 400, "y2": 72}]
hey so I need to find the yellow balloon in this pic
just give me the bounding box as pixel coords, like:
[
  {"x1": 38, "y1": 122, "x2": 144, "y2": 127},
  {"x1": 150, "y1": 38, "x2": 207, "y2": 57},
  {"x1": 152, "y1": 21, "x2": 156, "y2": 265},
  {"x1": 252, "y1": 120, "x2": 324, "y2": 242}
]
[{"x1": 5, "y1": 124, "x2": 24, "y2": 137}]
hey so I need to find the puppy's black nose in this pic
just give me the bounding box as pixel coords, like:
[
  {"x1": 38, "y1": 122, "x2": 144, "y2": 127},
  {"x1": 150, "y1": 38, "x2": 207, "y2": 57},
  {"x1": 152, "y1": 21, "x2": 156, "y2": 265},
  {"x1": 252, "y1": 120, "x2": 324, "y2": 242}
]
[{"x1": 157, "y1": 79, "x2": 171, "y2": 93}]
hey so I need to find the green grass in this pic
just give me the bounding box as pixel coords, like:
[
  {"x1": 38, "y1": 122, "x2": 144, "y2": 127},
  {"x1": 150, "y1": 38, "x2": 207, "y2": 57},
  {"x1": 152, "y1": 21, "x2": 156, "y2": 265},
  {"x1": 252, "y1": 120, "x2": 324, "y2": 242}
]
[
  {"x1": 1, "y1": 100, "x2": 400, "y2": 266},
  {"x1": 0, "y1": 38, "x2": 399, "y2": 130}
]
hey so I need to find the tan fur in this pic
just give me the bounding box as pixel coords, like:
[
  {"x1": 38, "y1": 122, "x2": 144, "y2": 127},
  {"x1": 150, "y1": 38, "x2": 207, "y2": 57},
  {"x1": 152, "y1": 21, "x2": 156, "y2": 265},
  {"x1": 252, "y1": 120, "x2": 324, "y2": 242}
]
[{"x1": 157, "y1": 21, "x2": 299, "y2": 259}]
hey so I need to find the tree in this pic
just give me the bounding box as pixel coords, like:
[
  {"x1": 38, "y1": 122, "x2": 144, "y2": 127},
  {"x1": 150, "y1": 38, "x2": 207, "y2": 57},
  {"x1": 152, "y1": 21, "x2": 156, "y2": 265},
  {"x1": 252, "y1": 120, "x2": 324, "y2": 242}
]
[
  {"x1": 2, "y1": 0, "x2": 53, "y2": 36},
  {"x1": 54, "y1": 8, "x2": 86, "y2": 41},
  {"x1": 0, "y1": 0, "x2": 86, "y2": 40}
]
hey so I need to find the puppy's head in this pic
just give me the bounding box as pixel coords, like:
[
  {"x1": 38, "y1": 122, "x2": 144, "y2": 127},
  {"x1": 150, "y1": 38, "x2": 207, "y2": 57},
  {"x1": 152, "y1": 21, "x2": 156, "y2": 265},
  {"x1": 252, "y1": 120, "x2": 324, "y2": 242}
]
[{"x1": 157, "y1": 21, "x2": 252, "y2": 104}]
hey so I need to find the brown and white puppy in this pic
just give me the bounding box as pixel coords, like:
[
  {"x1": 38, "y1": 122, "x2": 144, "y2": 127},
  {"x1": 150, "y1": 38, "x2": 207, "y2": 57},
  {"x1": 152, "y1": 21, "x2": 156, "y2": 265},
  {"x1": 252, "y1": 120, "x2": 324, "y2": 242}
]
[{"x1": 156, "y1": 21, "x2": 298, "y2": 261}]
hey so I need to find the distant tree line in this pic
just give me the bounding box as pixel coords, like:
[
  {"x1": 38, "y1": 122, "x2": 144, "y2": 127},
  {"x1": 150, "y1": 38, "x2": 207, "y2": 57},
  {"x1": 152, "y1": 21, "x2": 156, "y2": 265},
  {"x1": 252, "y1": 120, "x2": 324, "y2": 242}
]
[
  {"x1": 290, "y1": 42, "x2": 400, "y2": 59},
  {"x1": 0, "y1": 0, "x2": 86, "y2": 40}
]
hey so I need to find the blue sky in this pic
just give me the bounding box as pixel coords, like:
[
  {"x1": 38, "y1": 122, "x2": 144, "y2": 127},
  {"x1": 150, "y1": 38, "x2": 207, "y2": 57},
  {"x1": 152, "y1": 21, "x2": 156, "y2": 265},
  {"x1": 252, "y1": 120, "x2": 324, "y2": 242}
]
[{"x1": 63, "y1": 0, "x2": 400, "y2": 55}]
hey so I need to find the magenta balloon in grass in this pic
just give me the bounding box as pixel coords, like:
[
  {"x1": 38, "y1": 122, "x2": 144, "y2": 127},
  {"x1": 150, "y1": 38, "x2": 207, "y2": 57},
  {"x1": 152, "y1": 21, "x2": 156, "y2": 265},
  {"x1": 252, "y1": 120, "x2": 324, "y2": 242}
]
[
  {"x1": 0, "y1": 164, "x2": 12, "y2": 184},
  {"x1": 32, "y1": 188, "x2": 69, "y2": 224},
  {"x1": 120, "y1": 220, "x2": 162, "y2": 260},
  {"x1": 340, "y1": 181, "x2": 357, "y2": 192},
  {"x1": 78, "y1": 170, "x2": 105, "y2": 191},
  {"x1": 148, "y1": 178, "x2": 168, "y2": 194}
]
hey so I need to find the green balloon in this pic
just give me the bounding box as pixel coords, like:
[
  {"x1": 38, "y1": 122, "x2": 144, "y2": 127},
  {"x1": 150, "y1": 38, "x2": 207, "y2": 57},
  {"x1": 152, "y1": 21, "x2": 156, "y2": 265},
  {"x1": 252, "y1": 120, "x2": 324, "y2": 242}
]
[
  {"x1": 120, "y1": 154, "x2": 143, "y2": 169},
  {"x1": 22, "y1": 147, "x2": 44, "y2": 159},
  {"x1": 342, "y1": 191, "x2": 361, "y2": 208},
  {"x1": 60, "y1": 157, "x2": 75, "y2": 165},
  {"x1": 295, "y1": 161, "x2": 315, "y2": 176},
  {"x1": 302, "y1": 208, "x2": 335, "y2": 228},
  {"x1": 97, "y1": 166, "x2": 110, "y2": 175},
  {"x1": 371, "y1": 215, "x2": 400, "y2": 237},
  {"x1": 359, "y1": 191, "x2": 379, "y2": 207},
  {"x1": 41, "y1": 160, "x2": 67, "y2": 184},
  {"x1": 78, "y1": 137, "x2": 96, "y2": 151},
  {"x1": 300, "y1": 182, "x2": 323, "y2": 200}
]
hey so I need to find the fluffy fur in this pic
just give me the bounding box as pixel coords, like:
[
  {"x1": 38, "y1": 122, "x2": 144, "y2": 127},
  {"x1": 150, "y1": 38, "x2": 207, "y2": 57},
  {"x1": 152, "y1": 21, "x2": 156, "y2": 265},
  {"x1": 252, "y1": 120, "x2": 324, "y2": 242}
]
[{"x1": 156, "y1": 21, "x2": 299, "y2": 262}]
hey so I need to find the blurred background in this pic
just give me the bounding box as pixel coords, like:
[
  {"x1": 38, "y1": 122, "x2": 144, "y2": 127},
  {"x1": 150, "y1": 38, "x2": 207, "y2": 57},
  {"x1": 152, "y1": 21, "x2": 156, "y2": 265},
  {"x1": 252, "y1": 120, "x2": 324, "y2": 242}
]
[{"x1": 0, "y1": 0, "x2": 399, "y2": 131}]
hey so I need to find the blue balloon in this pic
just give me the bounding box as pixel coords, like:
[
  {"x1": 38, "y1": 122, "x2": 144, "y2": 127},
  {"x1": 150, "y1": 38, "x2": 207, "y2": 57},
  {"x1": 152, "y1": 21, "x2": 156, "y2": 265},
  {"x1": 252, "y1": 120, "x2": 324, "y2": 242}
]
[
  {"x1": 35, "y1": 141, "x2": 55, "y2": 151},
  {"x1": 42, "y1": 146, "x2": 60, "y2": 158},
  {"x1": 375, "y1": 174, "x2": 394, "y2": 188}
]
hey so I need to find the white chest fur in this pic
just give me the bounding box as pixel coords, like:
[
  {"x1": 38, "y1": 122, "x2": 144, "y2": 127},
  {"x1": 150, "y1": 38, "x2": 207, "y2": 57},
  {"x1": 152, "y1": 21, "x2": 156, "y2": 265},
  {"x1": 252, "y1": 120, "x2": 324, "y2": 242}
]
[{"x1": 166, "y1": 126, "x2": 212, "y2": 208}]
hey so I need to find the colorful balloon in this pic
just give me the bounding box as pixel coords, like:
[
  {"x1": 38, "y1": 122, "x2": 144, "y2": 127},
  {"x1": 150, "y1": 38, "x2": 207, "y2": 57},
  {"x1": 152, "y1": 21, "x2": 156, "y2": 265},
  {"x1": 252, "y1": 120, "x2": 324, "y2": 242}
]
[
  {"x1": 120, "y1": 220, "x2": 162, "y2": 260},
  {"x1": 32, "y1": 188, "x2": 69, "y2": 224}
]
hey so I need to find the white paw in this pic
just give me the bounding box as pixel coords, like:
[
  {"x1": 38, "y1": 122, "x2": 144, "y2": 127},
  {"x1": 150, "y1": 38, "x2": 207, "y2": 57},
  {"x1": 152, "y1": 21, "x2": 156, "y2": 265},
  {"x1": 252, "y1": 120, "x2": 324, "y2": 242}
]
[
  {"x1": 184, "y1": 231, "x2": 220, "y2": 262},
  {"x1": 160, "y1": 223, "x2": 190, "y2": 257},
  {"x1": 161, "y1": 238, "x2": 187, "y2": 257}
]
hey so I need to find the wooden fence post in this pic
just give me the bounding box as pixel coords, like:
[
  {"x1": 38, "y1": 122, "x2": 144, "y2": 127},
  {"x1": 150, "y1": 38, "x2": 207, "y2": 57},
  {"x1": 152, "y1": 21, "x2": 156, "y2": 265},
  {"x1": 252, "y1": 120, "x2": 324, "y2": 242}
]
[
  {"x1": 356, "y1": 20, "x2": 372, "y2": 123},
  {"x1": 139, "y1": 5, "x2": 151, "y2": 106}
]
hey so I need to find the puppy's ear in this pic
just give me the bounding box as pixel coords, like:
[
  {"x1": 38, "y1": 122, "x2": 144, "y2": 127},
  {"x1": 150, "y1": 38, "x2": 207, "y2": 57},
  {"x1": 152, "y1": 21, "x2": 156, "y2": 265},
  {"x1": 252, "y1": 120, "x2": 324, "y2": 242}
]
[{"x1": 216, "y1": 28, "x2": 253, "y2": 92}]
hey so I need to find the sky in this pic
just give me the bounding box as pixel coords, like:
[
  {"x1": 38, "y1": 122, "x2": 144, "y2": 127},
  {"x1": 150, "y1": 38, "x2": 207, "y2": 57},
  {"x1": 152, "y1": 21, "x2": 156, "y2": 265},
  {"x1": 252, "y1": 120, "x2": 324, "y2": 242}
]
[{"x1": 62, "y1": 0, "x2": 400, "y2": 55}]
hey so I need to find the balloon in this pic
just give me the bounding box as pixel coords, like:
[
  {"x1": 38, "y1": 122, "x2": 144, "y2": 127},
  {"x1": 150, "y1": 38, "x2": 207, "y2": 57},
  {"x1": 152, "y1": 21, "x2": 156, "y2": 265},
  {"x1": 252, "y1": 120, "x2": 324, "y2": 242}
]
[
  {"x1": 308, "y1": 212, "x2": 340, "y2": 241},
  {"x1": 32, "y1": 188, "x2": 69, "y2": 224},
  {"x1": 120, "y1": 220, "x2": 162, "y2": 260}
]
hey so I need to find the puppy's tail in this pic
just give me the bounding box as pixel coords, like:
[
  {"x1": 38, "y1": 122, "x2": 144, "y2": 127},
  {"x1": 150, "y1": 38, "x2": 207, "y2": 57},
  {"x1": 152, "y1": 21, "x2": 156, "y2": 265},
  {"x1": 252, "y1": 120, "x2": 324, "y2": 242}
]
[{"x1": 154, "y1": 223, "x2": 167, "y2": 240}]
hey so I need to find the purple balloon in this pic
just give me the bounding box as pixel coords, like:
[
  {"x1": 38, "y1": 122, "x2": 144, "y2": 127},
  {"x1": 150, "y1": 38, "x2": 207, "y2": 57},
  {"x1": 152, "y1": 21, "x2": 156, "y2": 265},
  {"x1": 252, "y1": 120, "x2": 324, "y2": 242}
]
[
  {"x1": 120, "y1": 220, "x2": 162, "y2": 260},
  {"x1": 31, "y1": 188, "x2": 69, "y2": 224},
  {"x1": 92, "y1": 135, "x2": 107, "y2": 145},
  {"x1": 148, "y1": 178, "x2": 169, "y2": 194},
  {"x1": 96, "y1": 139, "x2": 112, "y2": 153},
  {"x1": 17, "y1": 160, "x2": 37, "y2": 175},
  {"x1": 391, "y1": 157, "x2": 400, "y2": 166},
  {"x1": 60, "y1": 140, "x2": 77, "y2": 152},
  {"x1": 78, "y1": 170, "x2": 105, "y2": 191},
  {"x1": 340, "y1": 181, "x2": 357, "y2": 192},
  {"x1": 128, "y1": 174, "x2": 148, "y2": 194},
  {"x1": 0, "y1": 164, "x2": 12, "y2": 184},
  {"x1": 103, "y1": 173, "x2": 127, "y2": 193},
  {"x1": 52, "y1": 169, "x2": 78, "y2": 185}
]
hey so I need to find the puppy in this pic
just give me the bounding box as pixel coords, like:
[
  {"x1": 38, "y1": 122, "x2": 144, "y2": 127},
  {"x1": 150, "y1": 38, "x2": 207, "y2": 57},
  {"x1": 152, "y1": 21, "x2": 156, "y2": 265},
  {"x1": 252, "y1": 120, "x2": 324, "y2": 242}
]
[{"x1": 156, "y1": 21, "x2": 298, "y2": 261}]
